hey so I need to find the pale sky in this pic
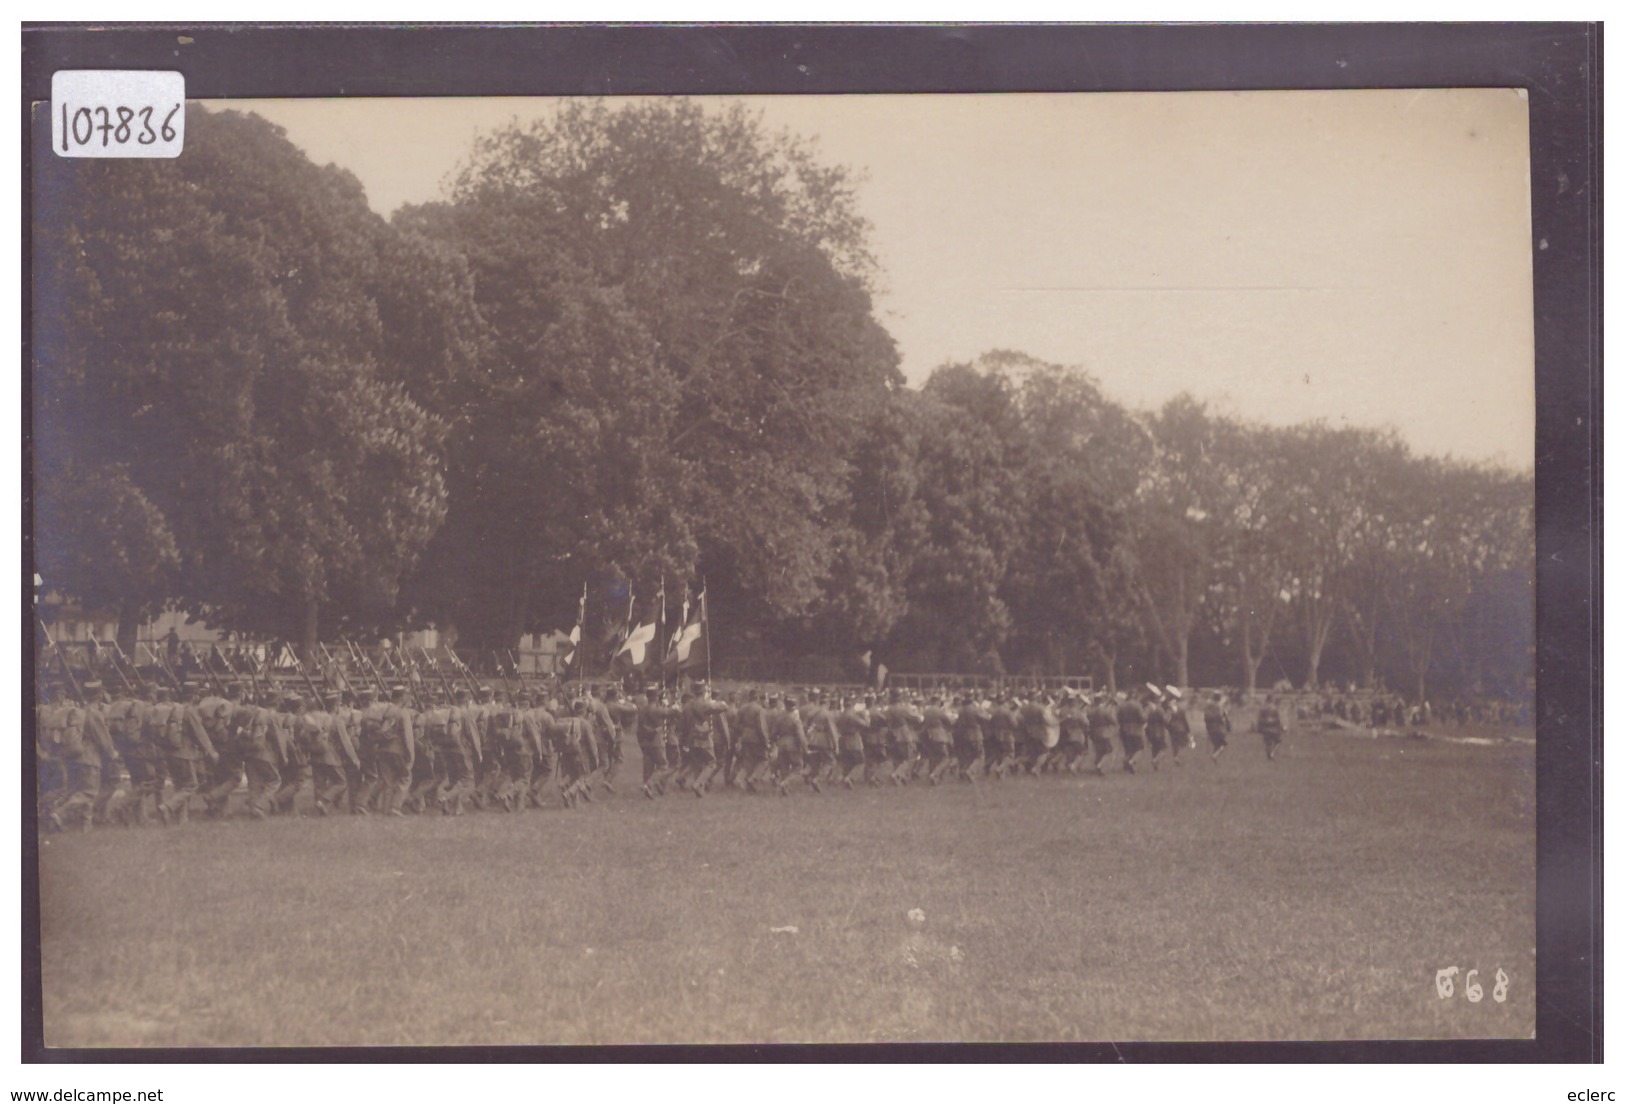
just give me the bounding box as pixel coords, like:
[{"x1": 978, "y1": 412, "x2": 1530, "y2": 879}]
[{"x1": 219, "y1": 90, "x2": 1535, "y2": 468}]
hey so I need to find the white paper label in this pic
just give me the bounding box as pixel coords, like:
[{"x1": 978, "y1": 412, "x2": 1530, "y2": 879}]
[{"x1": 51, "y1": 70, "x2": 185, "y2": 158}]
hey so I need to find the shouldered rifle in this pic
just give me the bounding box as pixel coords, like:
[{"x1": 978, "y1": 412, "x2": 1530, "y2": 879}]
[
  {"x1": 140, "y1": 641, "x2": 184, "y2": 693},
  {"x1": 419, "y1": 645, "x2": 457, "y2": 698},
  {"x1": 38, "y1": 617, "x2": 85, "y2": 704},
  {"x1": 288, "y1": 649, "x2": 325, "y2": 705},
  {"x1": 444, "y1": 646, "x2": 482, "y2": 697},
  {"x1": 345, "y1": 639, "x2": 391, "y2": 697},
  {"x1": 196, "y1": 648, "x2": 229, "y2": 697},
  {"x1": 219, "y1": 645, "x2": 261, "y2": 699},
  {"x1": 103, "y1": 641, "x2": 139, "y2": 694}
]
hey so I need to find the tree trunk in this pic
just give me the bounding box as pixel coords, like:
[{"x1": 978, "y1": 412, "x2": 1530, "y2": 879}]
[
  {"x1": 1174, "y1": 634, "x2": 1190, "y2": 690},
  {"x1": 299, "y1": 596, "x2": 319, "y2": 665},
  {"x1": 115, "y1": 601, "x2": 140, "y2": 656}
]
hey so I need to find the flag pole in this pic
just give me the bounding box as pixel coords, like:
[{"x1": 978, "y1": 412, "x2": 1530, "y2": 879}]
[
  {"x1": 578, "y1": 581, "x2": 587, "y2": 698},
  {"x1": 657, "y1": 573, "x2": 667, "y2": 692},
  {"x1": 703, "y1": 576, "x2": 712, "y2": 687}
]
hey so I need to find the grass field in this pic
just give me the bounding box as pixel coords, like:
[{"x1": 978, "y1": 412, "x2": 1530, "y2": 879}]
[{"x1": 37, "y1": 723, "x2": 1535, "y2": 1047}]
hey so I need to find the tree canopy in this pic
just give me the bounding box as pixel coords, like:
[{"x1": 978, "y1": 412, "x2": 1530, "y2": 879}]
[{"x1": 32, "y1": 99, "x2": 1533, "y2": 700}]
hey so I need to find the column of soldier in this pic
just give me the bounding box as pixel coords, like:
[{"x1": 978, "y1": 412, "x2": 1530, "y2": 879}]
[{"x1": 35, "y1": 674, "x2": 1286, "y2": 833}]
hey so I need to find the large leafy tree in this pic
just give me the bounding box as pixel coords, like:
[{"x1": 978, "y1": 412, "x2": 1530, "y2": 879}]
[
  {"x1": 398, "y1": 98, "x2": 899, "y2": 646},
  {"x1": 34, "y1": 105, "x2": 473, "y2": 654}
]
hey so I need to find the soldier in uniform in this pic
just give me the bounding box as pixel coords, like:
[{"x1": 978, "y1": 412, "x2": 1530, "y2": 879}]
[
  {"x1": 986, "y1": 696, "x2": 1020, "y2": 779},
  {"x1": 919, "y1": 694, "x2": 956, "y2": 785},
  {"x1": 552, "y1": 698, "x2": 594, "y2": 808},
  {"x1": 36, "y1": 688, "x2": 66, "y2": 824},
  {"x1": 860, "y1": 694, "x2": 889, "y2": 786},
  {"x1": 1115, "y1": 691, "x2": 1146, "y2": 774},
  {"x1": 483, "y1": 688, "x2": 523, "y2": 811},
  {"x1": 1085, "y1": 691, "x2": 1118, "y2": 774},
  {"x1": 1256, "y1": 694, "x2": 1285, "y2": 761},
  {"x1": 524, "y1": 691, "x2": 559, "y2": 809},
  {"x1": 50, "y1": 681, "x2": 117, "y2": 832},
  {"x1": 131, "y1": 685, "x2": 176, "y2": 824},
  {"x1": 157, "y1": 682, "x2": 218, "y2": 824},
  {"x1": 374, "y1": 686, "x2": 416, "y2": 816},
  {"x1": 678, "y1": 688, "x2": 730, "y2": 796},
  {"x1": 591, "y1": 687, "x2": 624, "y2": 794},
  {"x1": 242, "y1": 688, "x2": 288, "y2": 819},
  {"x1": 350, "y1": 686, "x2": 386, "y2": 813},
  {"x1": 308, "y1": 689, "x2": 359, "y2": 815},
  {"x1": 273, "y1": 692, "x2": 313, "y2": 815},
  {"x1": 1202, "y1": 692, "x2": 1232, "y2": 761},
  {"x1": 412, "y1": 690, "x2": 453, "y2": 813},
  {"x1": 1164, "y1": 686, "x2": 1191, "y2": 763},
  {"x1": 1143, "y1": 688, "x2": 1170, "y2": 770},
  {"x1": 730, "y1": 688, "x2": 771, "y2": 793},
  {"x1": 93, "y1": 682, "x2": 137, "y2": 825},
  {"x1": 769, "y1": 693, "x2": 810, "y2": 796},
  {"x1": 1056, "y1": 691, "x2": 1089, "y2": 773},
  {"x1": 883, "y1": 688, "x2": 922, "y2": 786},
  {"x1": 203, "y1": 684, "x2": 252, "y2": 818},
  {"x1": 799, "y1": 691, "x2": 841, "y2": 792},
  {"x1": 836, "y1": 694, "x2": 870, "y2": 788},
  {"x1": 633, "y1": 688, "x2": 670, "y2": 798},
  {"x1": 438, "y1": 686, "x2": 482, "y2": 815},
  {"x1": 954, "y1": 695, "x2": 991, "y2": 780}
]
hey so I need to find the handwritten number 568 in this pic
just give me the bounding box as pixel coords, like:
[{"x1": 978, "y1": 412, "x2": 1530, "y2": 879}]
[{"x1": 1437, "y1": 966, "x2": 1509, "y2": 1003}]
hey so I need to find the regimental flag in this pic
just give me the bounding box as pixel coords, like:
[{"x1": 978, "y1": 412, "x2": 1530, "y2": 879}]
[
  {"x1": 666, "y1": 618, "x2": 705, "y2": 672},
  {"x1": 666, "y1": 584, "x2": 708, "y2": 673},
  {"x1": 559, "y1": 583, "x2": 586, "y2": 669},
  {"x1": 611, "y1": 616, "x2": 658, "y2": 675}
]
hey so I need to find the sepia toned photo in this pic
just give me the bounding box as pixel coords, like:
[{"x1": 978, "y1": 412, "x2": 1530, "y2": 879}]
[{"x1": 30, "y1": 85, "x2": 1538, "y2": 1049}]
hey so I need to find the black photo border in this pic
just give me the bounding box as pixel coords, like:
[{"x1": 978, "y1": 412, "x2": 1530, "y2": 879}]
[{"x1": 19, "y1": 21, "x2": 1603, "y2": 1064}]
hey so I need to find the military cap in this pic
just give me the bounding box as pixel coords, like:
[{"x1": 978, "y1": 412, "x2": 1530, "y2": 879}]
[
  {"x1": 357, "y1": 686, "x2": 377, "y2": 698},
  {"x1": 320, "y1": 688, "x2": 341, "y2": 703},
  {"x1": 478, "y1": 685, "x2": 492, "y2": 695},
  {"x1": 82, "y1": 679, "x2": 103, "y2": 691},
  {"x1": 455, "y1": 686, "x2": 472, "y2": 699}
]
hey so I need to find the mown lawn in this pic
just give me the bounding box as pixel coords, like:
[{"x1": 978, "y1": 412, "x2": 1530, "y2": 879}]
[{"x1": 37, "y1": 724, "x2": 1535, "y2": 1046}]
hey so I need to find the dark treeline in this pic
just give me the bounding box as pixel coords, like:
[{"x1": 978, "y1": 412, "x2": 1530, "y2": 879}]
[{"x1": 33, "y1": 101, "x2": 1533, "y2": 700}]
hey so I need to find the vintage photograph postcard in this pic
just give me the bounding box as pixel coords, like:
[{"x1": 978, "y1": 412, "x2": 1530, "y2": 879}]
[{"x1": 25, "y1": 24, "x2": 1591, "y2": 1061}]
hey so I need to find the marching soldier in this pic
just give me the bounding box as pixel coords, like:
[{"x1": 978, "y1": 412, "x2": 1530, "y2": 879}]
[
  {"x1": 1143, "y1": 688, "x2": 1170, "y2": 770},
  {"x1": 1056, "y1": 691, "x2": 1089, "y2": 773},
  {"x1": 1257, "y1": 695, "x2": 1285, "y2": 761},
  {"x1": 272, "y1": 692, "x2": 314, "y2": 814},
  {"x1": 731, "y1": 688, "x2": 771, "y2": 793},
  {"x1": 1116, "y1": 691, "x2": 1145, "y2": 774},
  {"x1": 1085, "y1": 691, "x2": 1117, "y2": 774},
  {"x1": 591, "y1": 687, "x2": 624, "y2": 794},
  {"x1": 1202, "y1": 692, "x2": 1232, "y2": 762},
  {"x1": 308, "y1": 689, "x2": 359, "y2": 815},
  {"x1": 919, "y1": 694, "x2": 955, "y2": 785},
  {"x1": 413, "y1": 691, "x2": 453, "y2": 813},
  {"x1": 130, "y1": 685, "x2": 175, "y2": 824},
  {"x1": 374, "y1": 686, "x2": 415, "y2": 816},
  {"x1": 836, "y1": 694, "x2": 870, "y2": 788},
  {"x1": 985, "y1": 696, "x2": 1019, "y2": 779},
  {"x1": 800, "y1": 691, "x2": 841, "y2": 792},
  {"x1": 157, "y1": 682, "x2": 218, "y2": 824},
  {"x1": 203, "y1": 684, "x2": 252, "y2": 818},
  {"x1": 769, "y1": 693, "x2": 810, "y2": 796},
  {"x1": 1165, "y1": 687, "x2": 1191, "y2": 762},
  {"x1": 883, "y1": 688, "x2": 922, "y2": 786},
  {"x1": 634, "y1": 689, "x2": 674, "y2": 798},
  {"x1": 678, "y1": 688, "x2": 730, "y2": 796},
  {"x1": 50, "y1": 681, "x2": 117, "y2": 832},
  {"x1": 439, "y1": 686, "x2": 482, "y2": 815},
  {"x1": 242, "y1": 688, "x2": 287, "y2": 819},
  {"x1": 553, "y1": 698, "x2": 594, "y2": 808},
  {"x1": 953, "y1": 695, "x2": 991, "y2": 780},
  {"x1": 93, "y1": 682, "x2": 137, "y2": 826}
]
